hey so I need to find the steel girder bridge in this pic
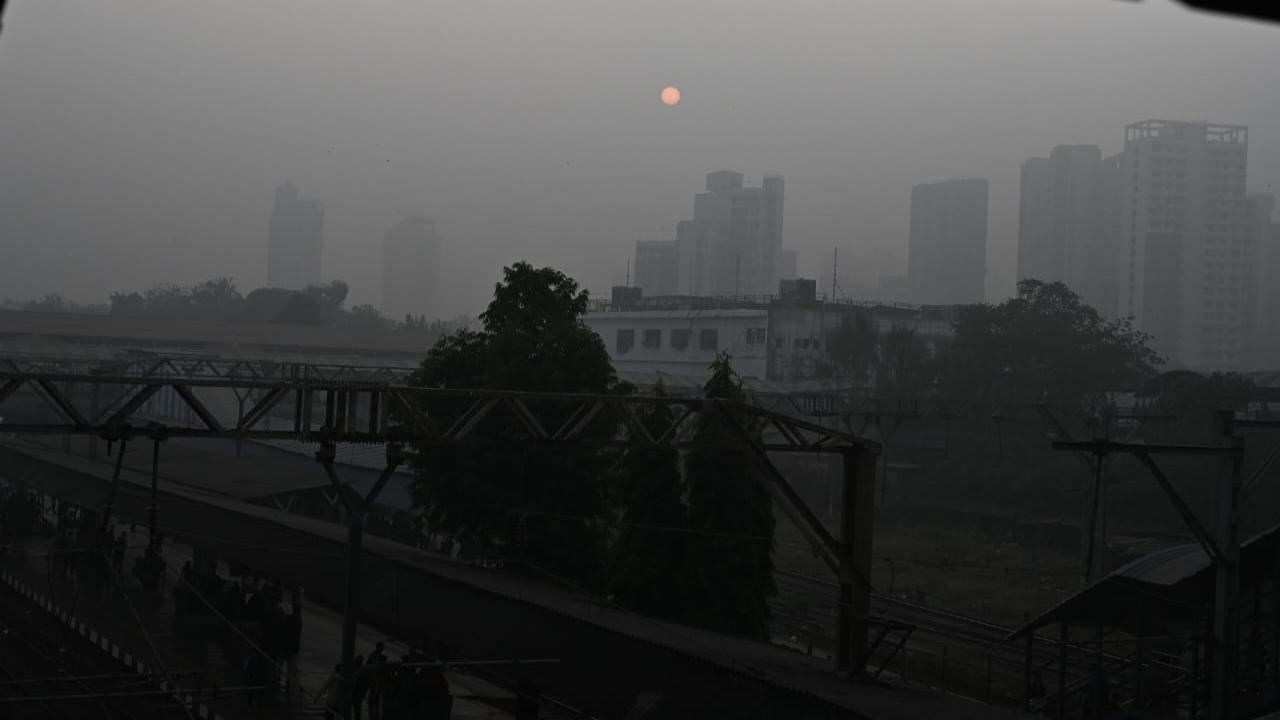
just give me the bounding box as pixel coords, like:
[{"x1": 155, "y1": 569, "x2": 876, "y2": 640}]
[{"x1": 0, "y1": 356, "x2": 882, "y2": 694}]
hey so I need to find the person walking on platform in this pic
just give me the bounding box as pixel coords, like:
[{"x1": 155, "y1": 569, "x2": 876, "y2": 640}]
[
  {"x1": 349, "y1": 655, "x2": 368, "y2": 720},
  {"x1": 282, "y1": 598, "x2": 303, "y2": 692},
  {"x1": 316, "y1": 664, "x2": 347, "y2": 719},
  {"x1": 366, "y1": 642, "x2": 386, "y2": 720}
]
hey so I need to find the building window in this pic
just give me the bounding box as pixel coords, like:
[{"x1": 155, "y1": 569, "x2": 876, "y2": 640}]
[
  {"x1": 774, "y1": 336, "x2": 784, "y2": 349},
  {"x1": 642, "y1": 329, "x2": 662, "y2": 349},
  {"x1": 671, "y1": 328, "x2": 689, "y2": 350},
  {"x1": 699, "y1": 329, "x2": 719, "y2": 351},
  {"x1": 746, "y1": 327, "x2": 767, "y2": 345},
  {"x1": 617, "y1": 329, "x2": 635, "y2": 355}
]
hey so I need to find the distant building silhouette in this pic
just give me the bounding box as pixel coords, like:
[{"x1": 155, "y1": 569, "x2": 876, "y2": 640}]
[
  {"x1": 908, "y1": 178, "x2": 988, "y2": 305},
  {"x1": 634, "y1": 171, "x2": 794, "y2": 298},
  {"x1": 267, "y1": 183, "x2": 324, "y2": 290},
  {"x1": 1017, "y1": 145, "x2": 1122, "y2": 316},
  {"x1": 634, "y1": 240, "x2": 679, "y2": 297},
  {"x1": 1118, "y1": 120, "x2": 1257, "y2": 368},
  {"x1": 381, "y1": 217, "x2": 440, "y2": 322},
  {"x1": 1261, "y1": 202, "x2": 1280, "y2": 367},
  {"x1": 1242, "y1": 194, "x2": 1278, "y2": 369}
]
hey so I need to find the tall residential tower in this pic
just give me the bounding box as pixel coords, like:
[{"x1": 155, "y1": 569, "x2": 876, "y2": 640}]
[
  {"x1": 1017, "y1": 146, "x2": 1122, "y2": 316},
  {"x1": 1118, "y1": 120, "x2": 1254, "y2": 368},
  {"x1": 908, "y1": 178, "x2": 988, "y2": 305},
  {"x1": 634, "y1": 171, "x2": 794, "y2": 298},
  {"x1": 381, "y1": 216, "x2": 440, "y2": 322},
  {"x1": 267, "y1": 182, "x2": 324, "y2": 290}
]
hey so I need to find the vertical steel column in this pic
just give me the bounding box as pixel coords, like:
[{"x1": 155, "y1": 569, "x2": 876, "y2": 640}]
[
  {"x1": 341, "y1": 507, "x2": 363, "y2": 677},
  {"x1": 88, "y1": 381, "x2": 101, "y2": 461},
  {"x1": 1084, "y1": 451, "x2": 1106, "y2": 582},
  {"x1": 1094, "y1": 621, "x2": 1104, "y2": 720},
  {"x1": 1191, "y1": 630, "x2": 1201, "y2": 719},
  {"x1": 1134, "y1": 597, "x2": 1145, "y2": 708},
  {"x1": 1273, "y1": 562, "x2": 1280, "y2": 689},
  {"x1": 1024, "y1": 629, "x2": 1034, "y2": 709},
  {"x1": 318, "y1": 441, "x2": 402, "y2": 719},
  {"x1": 836, "y1": 446, "x2": 876, "y2": 676},
  {"x1": 1057, "y1": 624, "x2": 1068, "y2": 720},
  {"x1": 99, "y1": 438, "x2": 128, "y2": 534},
  {"x1": 1210, "y1": 410, "x2": 1242, "y2": 720},
  {"x1": 148, "y1": 438, "x2": 160, "y2": 546}
]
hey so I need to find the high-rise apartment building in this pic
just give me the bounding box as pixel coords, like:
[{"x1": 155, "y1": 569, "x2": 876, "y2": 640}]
[
  {"x1": 1118, "y1": 120, "x2": 1253, "y2": 368},
  {"x1": 381, "y1": 216, "x2": 440, "y2": 322},
  {"x1": 1243, "y1": 194, "x2": 1278, "y2": 369},
  {"x1": 634, "y1": 240, "x2": 680, "y2": 296},
  {"x1": 634, "y1": 171, "x2": 791, "y2": 297},
  {"x1": 1018, "y1": 146, "x2": 1122, "y2": 315},
  {"x1": 908, "y1": 178, "x2": 988, "y2": 305},
  {"x1": 267, "y1": 182, "x2": 324, "y2": 290}
]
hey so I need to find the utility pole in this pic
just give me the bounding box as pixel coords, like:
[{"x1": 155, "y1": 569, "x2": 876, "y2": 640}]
[
  {"x1": 1210, "y1": 410, "x2": 1242, "y2": 720},
  {"x1": 317, "y1": 439, "x2": 405, "y2": 717},
  {"x1": 1050, "y1": 419, "x2": 1244, "y2": 720}
]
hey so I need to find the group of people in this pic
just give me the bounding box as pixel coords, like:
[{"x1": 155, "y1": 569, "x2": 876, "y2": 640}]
[
  {"x1": 315, "y1": 642, "x2": 453, "y2": 720},
  {"x1": 170, "y1": 564, "x2": 307, "y2": 708}
]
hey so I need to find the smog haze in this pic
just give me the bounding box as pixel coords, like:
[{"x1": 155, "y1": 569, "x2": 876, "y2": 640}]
[{"x1": 1, "y1": 0, "x2": 1277, "y2": 316}]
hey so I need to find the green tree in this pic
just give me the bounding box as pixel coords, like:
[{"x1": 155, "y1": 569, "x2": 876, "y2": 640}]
[
  {"x1": 608, "y1": 380, "x2": 687, "y2": 619},
  {"x1": 187, "y1": 277, "x2": 242, "y2": 319},
  {"x1": 683, "y1": 353, "x2": 775, "y2": 639},
  {"x1": 406, "y1": 262, "x2": 619, "y2": 584},
  {"x1": 338, "y1": 304, "x2": 395, "y2": 333},
  {"x1": 109, "y1": 291, "x2": 146, "y2": 316},
  {"x1": 937, "y1": 279, "x2": 1162, "y2": 418},
  {"x1": 1146, "y1": 370, "x2": 1257, "y2": 439},
  {"x1": 875, "y1": 326, "x2": 935, "y2": 400},
  {"x1": 825, "y1": 311, "x2": 880, "y2": 386}
]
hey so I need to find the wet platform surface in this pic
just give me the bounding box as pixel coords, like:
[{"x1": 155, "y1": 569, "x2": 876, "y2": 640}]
[{"x1": 2, "y1": 527, "x2": 513, "y2": 720}]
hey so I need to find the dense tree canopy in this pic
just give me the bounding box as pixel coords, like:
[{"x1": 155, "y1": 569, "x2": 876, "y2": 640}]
[
  {"x1": 406, "y1": 262, "x2": 620, "y2": 583},
  {"x1": 936, "y1": 279, "x2": 1163, "y2": 417},
  {"x1": 100, "y1": 276, "x2": 462, "y2": 338},
  {"x1": 608, "y1": 380, "x2": 688, "y2": 619},
  {"x1": 682, "y1": 353, "x2": 776, "y2": 639}
]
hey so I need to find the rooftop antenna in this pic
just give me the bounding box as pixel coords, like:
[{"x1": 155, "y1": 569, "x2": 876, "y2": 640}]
[
  {"x1": 831, "y1": 247, "x2": 839, "y2": 301},
  {"x1": 625, "y1": 259, "x2": 631, "y2": 287}
]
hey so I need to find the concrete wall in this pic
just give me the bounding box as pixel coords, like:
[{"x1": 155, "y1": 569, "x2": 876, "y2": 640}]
[{"x1": 584, "y1": 309, "x2": 769, "y2": 380}]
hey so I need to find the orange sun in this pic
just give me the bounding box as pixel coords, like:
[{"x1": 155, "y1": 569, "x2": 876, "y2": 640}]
[{"x1": 660, "y1": 85, "x2": 681, "y2": 106}]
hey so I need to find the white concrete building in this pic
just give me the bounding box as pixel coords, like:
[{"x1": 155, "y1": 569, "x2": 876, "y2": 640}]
[
  {"x1": 584, "y1": 308, "x2": 770, "y2": 379},
  {"x1": 585, "y1": 290, "x2": 957, "y2": 385}
]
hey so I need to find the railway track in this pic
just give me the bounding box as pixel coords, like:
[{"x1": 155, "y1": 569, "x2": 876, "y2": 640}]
[{"x1": 770, "y1": 568, "x2": 1187, "y2": 704}]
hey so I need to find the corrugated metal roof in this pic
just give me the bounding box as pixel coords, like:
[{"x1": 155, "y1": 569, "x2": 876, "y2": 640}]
[
  {"x1": 1012, "y1": 520, "x2": 1280, "y2": 639},
  {"x1": 1110, "y1": 542, "x2": 1208, "y2": 586}
]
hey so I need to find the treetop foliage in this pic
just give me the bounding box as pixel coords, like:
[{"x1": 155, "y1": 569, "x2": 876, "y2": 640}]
[{"x1": 936, "y1": 279, "x2": 1164, "y2": 417}]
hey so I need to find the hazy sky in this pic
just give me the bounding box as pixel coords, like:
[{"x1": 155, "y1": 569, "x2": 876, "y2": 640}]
[{"x1": 1, "y1": 1, "x2": 1278, "y2": 318}]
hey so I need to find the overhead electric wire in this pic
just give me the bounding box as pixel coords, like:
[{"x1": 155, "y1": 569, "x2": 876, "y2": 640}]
[{"x1": 98, "y1": 550, "x2": 197, "y2": 720}]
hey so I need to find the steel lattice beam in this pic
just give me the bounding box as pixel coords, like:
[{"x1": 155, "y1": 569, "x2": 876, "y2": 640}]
[{"x1": 0, "y1": 370, "x2": 875, "y2": 453}]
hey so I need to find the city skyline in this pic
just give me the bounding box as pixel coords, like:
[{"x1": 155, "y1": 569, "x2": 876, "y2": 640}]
[{"x1": 3, "y1": 1, "x2": 1278, "y2": 320}]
